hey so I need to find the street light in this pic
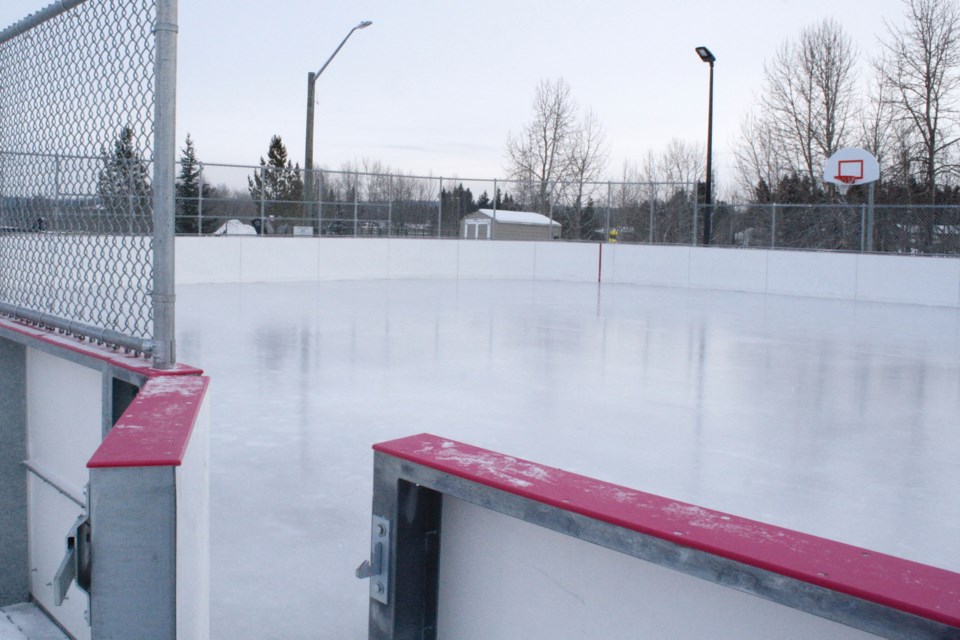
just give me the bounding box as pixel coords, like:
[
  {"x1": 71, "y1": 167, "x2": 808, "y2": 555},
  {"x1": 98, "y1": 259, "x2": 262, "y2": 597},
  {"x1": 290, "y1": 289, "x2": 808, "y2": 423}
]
[
  {"x1": 304, "y1": 20, "x2": 372, "y2": 231},
  {"x1": 695, "y1": 46, "x2": 715, "y2": 246}
]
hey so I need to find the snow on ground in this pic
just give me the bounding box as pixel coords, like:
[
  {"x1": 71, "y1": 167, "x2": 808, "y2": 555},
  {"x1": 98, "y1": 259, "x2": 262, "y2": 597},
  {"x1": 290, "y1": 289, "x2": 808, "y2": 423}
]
[{"x1": 175, "y1": 279, "x2": 960, "y2": 639}]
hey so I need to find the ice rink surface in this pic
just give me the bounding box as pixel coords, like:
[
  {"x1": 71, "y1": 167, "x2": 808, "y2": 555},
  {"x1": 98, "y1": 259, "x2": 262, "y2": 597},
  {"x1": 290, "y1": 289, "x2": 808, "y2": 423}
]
[{"x1": 176, "y1": 279, "x2": 960, "y2": 639}]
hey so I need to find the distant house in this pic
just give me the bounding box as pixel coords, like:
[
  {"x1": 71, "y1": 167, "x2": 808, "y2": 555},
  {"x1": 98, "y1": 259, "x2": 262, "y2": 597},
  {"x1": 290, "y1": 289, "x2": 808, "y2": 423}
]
[{"x1": 460, "y1": 208, "x2": 561, "y2": 241}]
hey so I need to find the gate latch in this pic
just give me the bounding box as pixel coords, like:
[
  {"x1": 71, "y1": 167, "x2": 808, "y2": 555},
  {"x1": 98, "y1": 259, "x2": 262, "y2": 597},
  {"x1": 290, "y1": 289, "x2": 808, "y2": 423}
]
[
  {"x1": 355, "y1": 515, "x2": 390, "y2": 604},
  {"x1": 53, "y1": 515, "x2": 91, "y2": 606}
]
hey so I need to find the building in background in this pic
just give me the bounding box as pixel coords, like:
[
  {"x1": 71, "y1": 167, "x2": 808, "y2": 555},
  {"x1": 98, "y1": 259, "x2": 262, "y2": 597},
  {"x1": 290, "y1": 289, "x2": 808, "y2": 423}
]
[{"x1": 461, "y1": 209, "x2": 561, "y2": 240}]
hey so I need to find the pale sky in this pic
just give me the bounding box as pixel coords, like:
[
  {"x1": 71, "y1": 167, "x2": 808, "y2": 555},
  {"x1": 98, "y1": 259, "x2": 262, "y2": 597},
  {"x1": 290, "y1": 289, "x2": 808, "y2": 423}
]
[{"x1": 2, "y1": 0, "x2": 912, "y2": 197}]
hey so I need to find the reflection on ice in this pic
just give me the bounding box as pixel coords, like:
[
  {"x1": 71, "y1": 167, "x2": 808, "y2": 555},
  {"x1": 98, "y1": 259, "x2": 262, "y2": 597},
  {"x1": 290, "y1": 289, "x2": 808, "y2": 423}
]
[{"x1": 176, "y1": 280, "x2": 960, "y2": 639}]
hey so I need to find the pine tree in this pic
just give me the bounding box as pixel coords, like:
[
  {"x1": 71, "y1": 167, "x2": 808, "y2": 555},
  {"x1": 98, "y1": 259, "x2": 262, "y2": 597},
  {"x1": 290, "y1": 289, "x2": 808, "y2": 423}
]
[
  {"x1": 98, "y1": 126, "x2": 151, "y2": 232},
  {"x1": 248, "y1": 136, "x2": 305, "y2": 228},
  {"x1": 176, "y1": 134, "x2": 202, "y2": 234}
]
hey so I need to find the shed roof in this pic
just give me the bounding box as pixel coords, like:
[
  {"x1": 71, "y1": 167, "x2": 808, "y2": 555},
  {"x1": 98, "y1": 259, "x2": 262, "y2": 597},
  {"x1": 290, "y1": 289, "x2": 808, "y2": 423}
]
[{"x1": 477, "y1": 209, "x2": 560, "y2": 226}]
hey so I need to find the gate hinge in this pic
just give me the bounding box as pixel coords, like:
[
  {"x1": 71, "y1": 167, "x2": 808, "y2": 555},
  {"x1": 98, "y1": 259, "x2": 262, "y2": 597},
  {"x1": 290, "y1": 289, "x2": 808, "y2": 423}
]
[
  {"x1": 355, "y1": 515, "x2": 390, "y2": 604},
  {"x1": 53, "y1": 514, "x2": 91, "y2": 607}
]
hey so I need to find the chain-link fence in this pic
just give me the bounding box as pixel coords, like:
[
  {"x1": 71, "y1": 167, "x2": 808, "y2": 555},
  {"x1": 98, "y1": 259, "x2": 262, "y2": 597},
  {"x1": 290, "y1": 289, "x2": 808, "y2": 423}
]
[
  {"x1": 177, "y1": 162, "x2": 960, "y2": 256},
  {"x1": 708, "y1": 203, "x2": 960, "y2": 255},
  {"x1": 0, "y1": 0, "x2": 173, "y2": 357},
  {"x1": 176, "y1": 163, "x2": 698, "y2": 243}
]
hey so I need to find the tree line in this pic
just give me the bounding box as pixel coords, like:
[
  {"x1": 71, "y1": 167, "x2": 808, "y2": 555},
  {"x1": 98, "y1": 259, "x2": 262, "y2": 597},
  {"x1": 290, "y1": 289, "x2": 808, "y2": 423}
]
[{"x1": 95, "y1": 0, "x2": 960, "y2": 238}]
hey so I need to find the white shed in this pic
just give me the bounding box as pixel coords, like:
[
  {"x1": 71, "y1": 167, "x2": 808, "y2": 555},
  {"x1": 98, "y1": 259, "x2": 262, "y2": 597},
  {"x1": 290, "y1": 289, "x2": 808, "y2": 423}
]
[{"x1": 461, "y1": 209, "x2": 561, "y2": 241}]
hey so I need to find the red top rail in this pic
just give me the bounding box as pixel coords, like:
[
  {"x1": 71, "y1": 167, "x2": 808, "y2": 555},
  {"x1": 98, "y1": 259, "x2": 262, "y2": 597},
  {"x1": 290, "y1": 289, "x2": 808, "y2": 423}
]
[{"x1": 375, "y1": 433, "x2": 960, "y2": 629}]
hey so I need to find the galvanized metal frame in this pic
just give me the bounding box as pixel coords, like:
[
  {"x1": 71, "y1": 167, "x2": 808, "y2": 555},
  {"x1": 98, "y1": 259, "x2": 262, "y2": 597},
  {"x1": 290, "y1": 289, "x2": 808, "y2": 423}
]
[
  {"x1": 0, "y1": 318, "x2": 205, "y2": 638},
  {"x1": 368, "y1": 449, "x2": 960, "y2": 640},
  {"x1": 0, "y1": 337, "x2": 28, "y2": 607},
  {"x1": 0, "y1": 0, "x2": 178, "y2": 365},
  {"x1": 88, "y1": 465, "x2": 177, "y2": 638},
  {"x1": 151, "y1": 0, "x2": 178, "y2": 369}
]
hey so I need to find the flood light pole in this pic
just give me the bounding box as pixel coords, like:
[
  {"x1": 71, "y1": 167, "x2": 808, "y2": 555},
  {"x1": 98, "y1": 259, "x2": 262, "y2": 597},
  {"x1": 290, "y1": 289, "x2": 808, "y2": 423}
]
[
  {"x1": 304, "y1": 20, "x2": 372, "y2": 231},
  {"x1": 696, "y1": 46, "x2": 715, "y2": 246}
]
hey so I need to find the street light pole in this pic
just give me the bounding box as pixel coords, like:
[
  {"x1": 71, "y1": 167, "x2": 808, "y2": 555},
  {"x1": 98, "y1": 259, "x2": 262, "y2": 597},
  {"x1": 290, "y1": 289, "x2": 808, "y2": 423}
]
[
  {"x1": 304, "y1": 20, "x2": 372, "y2": 232},
  {"x1": 696, "y1": 46, "x2": 716, "y2": 246}
]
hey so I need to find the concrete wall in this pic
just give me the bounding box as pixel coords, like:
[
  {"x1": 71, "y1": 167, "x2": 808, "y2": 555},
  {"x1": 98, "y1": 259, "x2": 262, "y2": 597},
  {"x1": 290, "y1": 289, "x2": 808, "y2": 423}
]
[{"x1": 177, "y1": 237, "x2": 960, "y2": 308}]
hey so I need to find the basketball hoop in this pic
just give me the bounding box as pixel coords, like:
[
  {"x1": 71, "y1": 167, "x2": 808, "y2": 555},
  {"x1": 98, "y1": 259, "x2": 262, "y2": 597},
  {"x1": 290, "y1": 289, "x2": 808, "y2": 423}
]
[
  {"x1": 824, "y1": 149, "x2": 879, "y2": 197},
  {"x1": 834, "y1": 175, "x2": 857, "y2": 196}
]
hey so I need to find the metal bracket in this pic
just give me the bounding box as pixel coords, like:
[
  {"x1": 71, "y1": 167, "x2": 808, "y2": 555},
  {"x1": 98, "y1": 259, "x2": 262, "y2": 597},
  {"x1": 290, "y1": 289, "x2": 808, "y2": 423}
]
[
  {"x1": 355, "y1": 515, "x2": 391, "y2": 604},
  {"x1": 53, "y1": 514, "x2": 91, "y2": 606}
]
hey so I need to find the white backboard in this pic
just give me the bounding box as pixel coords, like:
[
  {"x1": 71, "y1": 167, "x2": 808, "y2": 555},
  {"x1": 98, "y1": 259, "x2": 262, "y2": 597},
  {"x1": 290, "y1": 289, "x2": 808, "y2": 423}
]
[{"x1": 823, "y1": 148, "x2": 880, "y2": 188}]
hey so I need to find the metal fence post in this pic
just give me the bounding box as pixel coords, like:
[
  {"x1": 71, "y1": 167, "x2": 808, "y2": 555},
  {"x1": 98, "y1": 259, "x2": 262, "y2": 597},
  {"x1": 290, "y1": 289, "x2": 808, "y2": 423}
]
[
  {"x1": 197, "y1": 162, "x2": 204, "y2": 236},
  {"x1": 259, "y1": 167, "x2": 266, "y2": 232},
  {"x1": 492, "y1": 178, "x2": 497, "y2": 240},
  {"x1": 547, "y1": 185, "x2": 563, "y2": 240},
  {"x1": 860, "y1": 204, "x2": 867, "y2": 252},
  {"x1": 438, "y1": 177, "x2": 443, "y2": 238},
  {"x1": 649, "y1": 190, "x2": 655, "y2": 244},
  {"x1": 771, "y1": 203, "x2": 777, "y2": 249},
  {"x1": 691, "y1": 188, "x2": 698, "y2": 246},
  {"x1": 151, "y1": 0, "x2": 178, "y2": 369},
  {"x1": 605, "y1": 181, "x2": 612, "y2": 240},
  {"x1": 318, "y1": 170, "x2": 325, "y2": 234},
  {"x1": 388, "y1": 174, "x2": 393, "y2": 237},
  {"x1": 353, "y1": 171, "x2": 359, "y2": 236}
]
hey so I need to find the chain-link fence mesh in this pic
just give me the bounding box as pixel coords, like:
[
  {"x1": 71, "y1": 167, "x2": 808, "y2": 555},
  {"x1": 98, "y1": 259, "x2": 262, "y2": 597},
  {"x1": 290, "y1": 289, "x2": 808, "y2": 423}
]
[
  {"x1": 0, "y1": 0, "x2": 156, "y2": 346},
  {"x1": 170, "y1": 160, "x2": 960, "y2": 256}
]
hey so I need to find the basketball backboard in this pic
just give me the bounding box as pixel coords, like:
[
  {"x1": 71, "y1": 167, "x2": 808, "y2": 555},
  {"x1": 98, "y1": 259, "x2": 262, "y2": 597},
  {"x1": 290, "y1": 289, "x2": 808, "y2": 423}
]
[{"x1": 823, "y1": 148, "x2": 880, "y2": 195}]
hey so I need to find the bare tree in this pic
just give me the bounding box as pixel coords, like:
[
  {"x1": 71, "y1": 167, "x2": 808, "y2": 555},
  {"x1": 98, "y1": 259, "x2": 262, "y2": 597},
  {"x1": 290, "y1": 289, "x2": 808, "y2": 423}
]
[
  {"x1": 658, "y1": 138, "x2": 705, "y2": 187},
  {"x1": 560, "y1": 110, "x2": 609, "y2": 238},
  {"x1": 733, "y1": 110, "x2": 790, "y2": 200},
  {"x1": 762, "y1": 19, "x2": 858, "y2": 184},
  {"x1": 878, "y1": 0, "x2": 960, "y2": 201},
  {"x1": 505, "y1": 78, "x2": 578, "y2": 215}
]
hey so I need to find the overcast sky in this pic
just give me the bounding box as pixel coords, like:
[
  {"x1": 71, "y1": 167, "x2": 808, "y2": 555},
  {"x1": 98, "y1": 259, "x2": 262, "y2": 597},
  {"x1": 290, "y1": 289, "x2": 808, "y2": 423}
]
[{"x1": 2, "y1": 0, "x2": 912, "y2": 196}]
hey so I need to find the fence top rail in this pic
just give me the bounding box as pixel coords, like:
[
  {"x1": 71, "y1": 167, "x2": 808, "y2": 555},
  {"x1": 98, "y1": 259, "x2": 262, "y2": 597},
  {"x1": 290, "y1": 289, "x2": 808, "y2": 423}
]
[
  {"x1": 0, "y1": 0, "x2": 88, "y2": 45},
  {"x1": 199, "y1": 161, "x2": 692, "y2": 190},
  {"x1": 375, "y1": 433, "x2": 960, "y2": 629}
]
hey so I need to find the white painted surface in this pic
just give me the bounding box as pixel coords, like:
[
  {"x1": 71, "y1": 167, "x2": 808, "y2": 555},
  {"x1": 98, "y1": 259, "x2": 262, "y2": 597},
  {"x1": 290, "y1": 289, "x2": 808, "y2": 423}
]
[
  {"x1": 688, "y1": 247, "x2": 768, "y2": 293},
  {"x1": 767, "y1": 250, "x2": 859, "y2": 299},
  {"x1": 240, "y1": 238, "x2": 319, "y2": 283},
  {"x1": 607, "y1": 244, "x2": 692, "y2": 287},
  {"x1": 27, "y1": 475, "x2": 89, "y2": 640},
  {"x1": 856, "y1": 253, "x2": 960, "y2": 307},
  {"x1": 535, "y1": 242, "x2": 599, "y2": 282},
  {"x1": 177, "y1": 237, "x2": 243, "y2": 284},
  {"x1": 458, "y1": 241, "x2": 534, "y2": 280},
  {"x1": 387, "y1": 239, "x2": 458, "y2": 280},
  {"x1": 174, "y1": 237, "x2": 960, "y2": 307},
  {"x1": 438, "y1": 497, "x2": 881, "y2": 640},
  {"x1": 25, "y1": 349, "x2": 100, "y2": 639},
  {"x1": 176, "y1": 397, "x2": 211, "y2": 640},
  {"x1": 318, "y1": 238, "x2": 389, "y2": 281},
  {"x1": 26, "y1": 349, "x2": 101, "y2": 494}
]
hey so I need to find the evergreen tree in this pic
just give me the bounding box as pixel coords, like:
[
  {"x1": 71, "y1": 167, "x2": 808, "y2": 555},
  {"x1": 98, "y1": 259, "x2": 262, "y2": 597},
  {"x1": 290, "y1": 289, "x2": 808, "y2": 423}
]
[
  {"x1": 476, "y1": 191, "x2": 492, "y2": 209},
  {"x1": 247, "y1": 135, "x2": 305, "y2": 228},
  {"x1": 98, "y1": 126, "x2": 151, "y2": 231},
  {"x1": 176, "y1": 134, "x2": 202, "y2": 234}
]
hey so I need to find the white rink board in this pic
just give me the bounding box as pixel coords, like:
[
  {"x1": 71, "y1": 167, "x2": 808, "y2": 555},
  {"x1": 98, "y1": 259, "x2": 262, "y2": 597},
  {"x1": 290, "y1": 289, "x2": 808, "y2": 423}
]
[
  {"x1": 175, "y1": 238, "x2": 960, "y2": 307},
  {"x1": 438, "y1": 497, "x2": 882, "y2": 640}
]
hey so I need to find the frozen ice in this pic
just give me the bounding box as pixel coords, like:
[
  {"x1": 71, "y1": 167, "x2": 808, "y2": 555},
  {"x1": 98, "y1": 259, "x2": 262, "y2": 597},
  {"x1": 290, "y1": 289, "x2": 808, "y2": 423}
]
[
  {"x1": 0, "y1": 604, "x2": 68, "y2": 640},
  {"x1": 175, "y1": 279, "x2": 960, "y2": 639}
]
